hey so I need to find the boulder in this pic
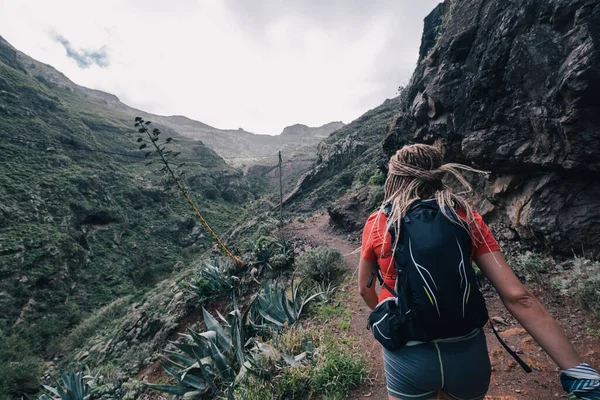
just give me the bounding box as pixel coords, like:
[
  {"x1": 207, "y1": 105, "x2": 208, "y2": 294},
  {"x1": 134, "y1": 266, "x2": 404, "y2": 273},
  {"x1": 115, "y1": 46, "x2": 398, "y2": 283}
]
[{"x1": 327, "y1": 187, "x2": 372, "y2": 232}]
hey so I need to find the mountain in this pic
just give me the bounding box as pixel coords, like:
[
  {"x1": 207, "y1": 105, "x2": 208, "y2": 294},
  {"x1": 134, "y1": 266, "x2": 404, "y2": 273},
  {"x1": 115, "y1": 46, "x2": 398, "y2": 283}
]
[
  {"x1": 0, "y1": 34, "x2": 258, "y2": 393},
  {"x1": 11, "y1": 38, "x2": 343, "y2": 164},
  {"x1": 284, "y1": 97, "x2": 399, "y2": 214},
  {"x1": 280, "y1": 122, "x2": 344, "y2": 138},
  {"x1": 153, "y1": 117, "x2": 344, "y2": 165}
]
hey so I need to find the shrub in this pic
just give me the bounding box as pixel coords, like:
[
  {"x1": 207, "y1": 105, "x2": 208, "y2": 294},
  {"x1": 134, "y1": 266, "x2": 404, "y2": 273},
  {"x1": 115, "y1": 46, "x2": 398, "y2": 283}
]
[
  {"x1": 548, "y1": 255, "x2": 600, "y2": 316},
  {"x1": 251, "y1": 218, "x2": 279, "y2": 242},
  {"x1": 38, "y1": 370, "x2": 93, "y2": 400},
  {"x1": 0, "y1": 356, "x2": 42, "y2": 399},
  {"x1": 367, "y1": 169, "x2": 386, "y2": 186},
  {"x1": 235, "y1": 330, "x2": 365, "y2": 400},
  {"x1": 571, "y1": 256, "x2": 600, "y2": 315},
  {"x1": 365, "y1": 186, "x2": 384, "y2": 211},
  {"x1": 336, "y1": 171, "x2": 355, "y2": 187},
  {"x1": 296, "y1": 246, "x2": 343, "y2": 282},
  {"x1": 251, "y1": 279, "x2": 324, "y2": 330},
  {"x1": 0, "y1": 332, "x2": 43, "y2": 399},
  {"x1": 149, "y1": 306, "x2": 309, "y2": 398},
  {"x1": 513, "y1": 252, "x2": 545, "y2": 282},
  {"x1": 64, "y1": 298, "x2": 129, "y2": 352},
  {"x1": 247, "y1": 236, "x2": 292, "y2": 271}
]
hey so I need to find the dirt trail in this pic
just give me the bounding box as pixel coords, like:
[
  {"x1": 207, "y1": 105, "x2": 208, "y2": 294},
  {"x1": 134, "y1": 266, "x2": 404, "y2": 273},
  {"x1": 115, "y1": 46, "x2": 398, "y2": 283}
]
[{"x1": 285, "y1": 215, "x2": 600, "y2": 400}]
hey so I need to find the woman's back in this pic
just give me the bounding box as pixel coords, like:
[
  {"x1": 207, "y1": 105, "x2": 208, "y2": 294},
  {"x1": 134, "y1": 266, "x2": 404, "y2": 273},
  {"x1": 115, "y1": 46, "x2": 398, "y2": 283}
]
[{"x1": 357, "y1": 144, "x2": 599, "y2": 400}]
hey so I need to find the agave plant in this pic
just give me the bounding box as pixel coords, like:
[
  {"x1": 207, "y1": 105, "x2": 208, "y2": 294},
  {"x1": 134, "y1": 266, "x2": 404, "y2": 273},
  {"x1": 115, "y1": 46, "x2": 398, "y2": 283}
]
[
  {"x1": 313, "y1": 281, "x2": 339, "y2": 303},
  {"x1": 147, "y1": 306, "x2": 244, "y2": 398},
  {"x1": 38, "y1": 370, "x2": 92, "y2": 400},
  {"x1": 189, "y1": 257, "x2": 235, "y2": 300},
  {"x1": 246, "y1": 236, "x2": 293, "y2": 271},
  {"x1": 147, "y1": 302, "x2": 302, "y2": 398},
  {"x1": 251, "y1": 278, "x2": 324, "y2": 330}
]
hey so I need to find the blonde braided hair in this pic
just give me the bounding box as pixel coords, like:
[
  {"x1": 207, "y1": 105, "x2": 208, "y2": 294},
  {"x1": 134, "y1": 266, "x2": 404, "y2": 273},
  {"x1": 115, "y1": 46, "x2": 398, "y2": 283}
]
[{"x1": 381, "y1": 144, "x2": 489, "y2": 253}]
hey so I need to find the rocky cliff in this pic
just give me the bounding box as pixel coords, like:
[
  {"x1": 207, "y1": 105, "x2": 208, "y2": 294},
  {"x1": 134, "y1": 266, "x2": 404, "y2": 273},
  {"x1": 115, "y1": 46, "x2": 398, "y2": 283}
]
[{"x1": 385, "y1": 0, "x2": 600, "y2": 255}]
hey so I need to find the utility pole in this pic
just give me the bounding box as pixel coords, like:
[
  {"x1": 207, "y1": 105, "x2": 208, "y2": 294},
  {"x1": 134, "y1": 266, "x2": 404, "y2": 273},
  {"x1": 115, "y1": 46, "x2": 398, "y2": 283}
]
[{"x1": 278, "y1": 151, "x2": 283, "y2": 230}]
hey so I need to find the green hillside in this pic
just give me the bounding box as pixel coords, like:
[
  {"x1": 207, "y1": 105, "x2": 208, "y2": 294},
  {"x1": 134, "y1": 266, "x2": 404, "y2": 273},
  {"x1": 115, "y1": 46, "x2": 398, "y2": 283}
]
[{"x1": 0, "y1": 35, "x2": 258, "y2": 396}]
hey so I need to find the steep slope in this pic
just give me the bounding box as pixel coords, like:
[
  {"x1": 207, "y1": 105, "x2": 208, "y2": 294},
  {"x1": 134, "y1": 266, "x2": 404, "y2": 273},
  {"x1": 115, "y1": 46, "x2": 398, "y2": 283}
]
[
  {"x1": 385, "y1": 0, "x2": 600, "y2": 255},
  {"x1": 0, "y1": 34, "x2": 254, "y2": 370},
  {"x1": 284, "y1": 97, "x2": 399, "y2": 214}
]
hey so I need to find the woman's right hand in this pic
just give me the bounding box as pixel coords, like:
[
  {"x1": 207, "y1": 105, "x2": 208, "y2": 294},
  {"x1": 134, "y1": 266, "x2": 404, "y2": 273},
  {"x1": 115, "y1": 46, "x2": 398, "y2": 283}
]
[{"x1": 560, "y1": 363, "x2": 600, "y2": 400}]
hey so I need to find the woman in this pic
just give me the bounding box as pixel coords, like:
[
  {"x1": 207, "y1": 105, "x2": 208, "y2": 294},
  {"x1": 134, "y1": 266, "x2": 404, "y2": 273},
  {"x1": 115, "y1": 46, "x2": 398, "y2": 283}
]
[{"x1": 358, "y1": 144, "x2": 599, "y2": 400}]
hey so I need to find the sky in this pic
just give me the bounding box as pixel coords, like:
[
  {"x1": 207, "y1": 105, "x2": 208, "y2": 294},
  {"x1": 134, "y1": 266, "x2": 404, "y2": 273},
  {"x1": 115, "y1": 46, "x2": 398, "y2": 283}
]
[{"x1": 0, "y1": 0, "x2": 441, "y2": 135}]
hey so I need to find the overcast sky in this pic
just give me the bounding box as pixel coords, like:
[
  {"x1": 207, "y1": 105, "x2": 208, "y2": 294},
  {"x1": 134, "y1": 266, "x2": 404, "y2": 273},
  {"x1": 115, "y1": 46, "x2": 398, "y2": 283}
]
[{"x1": 1, "y1": 0, "x2": 440, "y2": 135}]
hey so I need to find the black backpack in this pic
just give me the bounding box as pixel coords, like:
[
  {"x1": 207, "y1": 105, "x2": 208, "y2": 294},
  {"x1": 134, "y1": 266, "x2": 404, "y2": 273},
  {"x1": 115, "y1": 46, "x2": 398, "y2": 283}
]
[
  {"x1": 367, "y1": 200, "x2": 488, "y2": 347},
  {"x1": 367, "y1": 200, "x2": 532, "y2": 372}
]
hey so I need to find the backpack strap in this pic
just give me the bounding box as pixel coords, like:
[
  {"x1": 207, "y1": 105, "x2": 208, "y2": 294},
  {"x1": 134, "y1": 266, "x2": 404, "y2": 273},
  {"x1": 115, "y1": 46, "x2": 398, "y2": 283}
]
[{"x1": 488, "y1": 319, "x2": 532, "y2": 373}]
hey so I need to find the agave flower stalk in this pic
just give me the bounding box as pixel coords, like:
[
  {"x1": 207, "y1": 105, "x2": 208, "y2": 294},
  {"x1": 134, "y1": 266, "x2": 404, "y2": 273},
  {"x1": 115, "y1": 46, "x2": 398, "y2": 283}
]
[{"x1": 134, "y1": 117, "x2": 243, "y2": 265}]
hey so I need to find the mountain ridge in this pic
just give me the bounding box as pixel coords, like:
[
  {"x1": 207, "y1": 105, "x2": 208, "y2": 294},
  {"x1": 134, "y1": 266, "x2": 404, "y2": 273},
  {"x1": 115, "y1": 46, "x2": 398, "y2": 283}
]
[{"x1": 4, "y1": 33, "x2": 344, "y2": 163}]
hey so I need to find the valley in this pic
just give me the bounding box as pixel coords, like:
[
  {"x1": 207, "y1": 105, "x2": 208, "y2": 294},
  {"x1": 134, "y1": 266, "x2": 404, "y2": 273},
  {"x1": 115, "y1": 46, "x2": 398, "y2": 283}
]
[{"x1": 1, "y1": 0, "x2": 600, "y2": 398}]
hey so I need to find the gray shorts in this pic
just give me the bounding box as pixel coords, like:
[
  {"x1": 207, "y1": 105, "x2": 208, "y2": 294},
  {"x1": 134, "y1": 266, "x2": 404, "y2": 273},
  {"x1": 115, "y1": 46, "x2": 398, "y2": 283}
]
[{"x1": 383, "y1": 329, "x2": 491, "y2": 400}]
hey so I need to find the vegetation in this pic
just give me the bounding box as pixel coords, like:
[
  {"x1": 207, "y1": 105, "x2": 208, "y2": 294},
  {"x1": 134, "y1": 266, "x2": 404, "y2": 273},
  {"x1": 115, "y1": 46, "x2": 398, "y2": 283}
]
[
  {"x1": 296, "y1": 246, "x2": 344, "y2": 282},
  {"x1": 190, "y1": 257, "x2": 235, "y2": 301},
  {"x1": 236, "y1": 334, "x2": 366, "y2": 400},
  {"x1": 246, "y1": 235, "x2": 293, "y2": 271},
  {"x1": 38, "y1": 371, "x2": 92, "y2": 400},
  {"x1": 367, "y1": 169, "x2": 386, "y2": 186},
  {"x1": 149, "y1": 299, "x2": 319, "y2": 398},
  {"x1": 550, "y1": 255, "x2": 600, "y2": 316},
  {"x1": 251, "y1": 279, "x2": 323, "y2": 330},
  {"x1": 0, "y1": 38, "x2": 265, "y2": 397},
  {"x1": 0, "y1": 334, "x2": 42, "y2": 399},
  {"x1": 147, "y1": 306, "x2": 251, "y2": 397},
  {"x1": 134, "y1": 117, "x2": 244, "y2": 265},
  {"x1": 513, "y1": 252, "x2": 546, "y2": 283}
]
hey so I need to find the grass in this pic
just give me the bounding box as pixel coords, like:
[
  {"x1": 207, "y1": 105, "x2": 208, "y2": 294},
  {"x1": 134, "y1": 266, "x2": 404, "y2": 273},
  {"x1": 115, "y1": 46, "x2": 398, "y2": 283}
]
[
  {"x1": 62, "y1": 297, "x2": 131, "y2": 352},
  {"x1": 236, "y1": 331, "x2": 366, "y2": 400},
  {"x1": 545, "y1": 254, "x2": 600, "y2": 316}
]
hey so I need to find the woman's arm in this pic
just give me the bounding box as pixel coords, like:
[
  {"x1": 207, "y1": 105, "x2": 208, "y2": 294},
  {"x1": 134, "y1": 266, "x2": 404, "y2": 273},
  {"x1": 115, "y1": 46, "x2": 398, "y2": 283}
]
[
  {"x1": 358, "y1": 256, "x2": 379, "y2": 310},
  {"x1": 475, "y1": 251, "x2": 582, "y2": 370}
]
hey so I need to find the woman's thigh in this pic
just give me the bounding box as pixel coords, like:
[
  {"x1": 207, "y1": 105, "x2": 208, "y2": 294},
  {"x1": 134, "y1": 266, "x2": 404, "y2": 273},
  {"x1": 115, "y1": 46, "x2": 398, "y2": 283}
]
[
  {"x1": 384, "y1": 330, "x2": 491, "y2": 400},
  {"x1": 438, "y1": 330, "x2": 491, "y2": 400},
  {"x1": 383, "y1": 343, "x2": 442, "y2": 400}
]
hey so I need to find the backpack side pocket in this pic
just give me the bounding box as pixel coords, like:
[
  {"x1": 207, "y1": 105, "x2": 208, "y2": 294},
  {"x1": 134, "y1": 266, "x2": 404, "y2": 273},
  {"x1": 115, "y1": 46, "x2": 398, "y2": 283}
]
[{"x1": 368, "y1": 299, "x2": 407, "y2": 350}]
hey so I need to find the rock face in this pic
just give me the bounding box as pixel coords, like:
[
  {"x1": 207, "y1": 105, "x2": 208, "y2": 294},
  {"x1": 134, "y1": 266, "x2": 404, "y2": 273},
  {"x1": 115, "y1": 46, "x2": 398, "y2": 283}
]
[{"x1": 385, "y1": 0, "x2": 600, "y2": 255}]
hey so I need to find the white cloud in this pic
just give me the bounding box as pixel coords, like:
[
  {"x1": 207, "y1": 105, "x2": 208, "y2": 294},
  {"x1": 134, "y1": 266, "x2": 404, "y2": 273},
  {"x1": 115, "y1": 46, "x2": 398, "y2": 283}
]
[{"x1": 0, "y1": 0, "x2": 441, "y2": 134}]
